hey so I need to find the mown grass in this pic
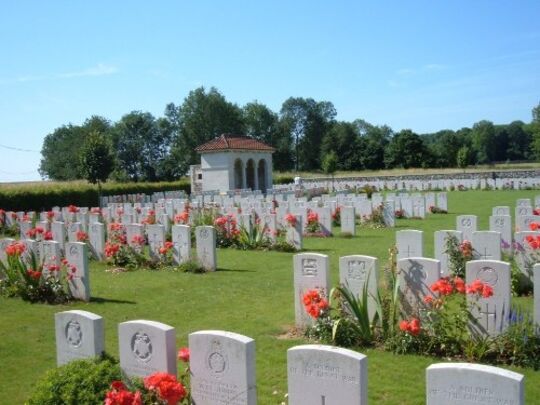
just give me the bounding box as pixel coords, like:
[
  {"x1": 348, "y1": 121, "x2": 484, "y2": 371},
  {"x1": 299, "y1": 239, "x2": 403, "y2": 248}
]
[{"x1": 1, "y1": 190, "x2": 539, "y2": 404}]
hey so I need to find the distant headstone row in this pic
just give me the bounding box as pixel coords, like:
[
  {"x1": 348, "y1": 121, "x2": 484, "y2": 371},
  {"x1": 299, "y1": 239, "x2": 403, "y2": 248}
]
[{"x1": 54, "y1": 310, "x2": 526, "y2": 404}]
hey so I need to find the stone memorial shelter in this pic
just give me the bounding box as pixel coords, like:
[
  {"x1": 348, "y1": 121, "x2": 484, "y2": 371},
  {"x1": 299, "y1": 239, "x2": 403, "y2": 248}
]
[{"x1": 190, "y1": 134, "x2": 274, "y2": 194}]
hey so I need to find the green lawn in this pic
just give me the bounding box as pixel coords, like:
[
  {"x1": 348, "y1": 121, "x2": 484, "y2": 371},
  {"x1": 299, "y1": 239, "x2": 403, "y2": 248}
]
[{"x1": 1, "y1": 190, "x2": 539, "y2": 404}]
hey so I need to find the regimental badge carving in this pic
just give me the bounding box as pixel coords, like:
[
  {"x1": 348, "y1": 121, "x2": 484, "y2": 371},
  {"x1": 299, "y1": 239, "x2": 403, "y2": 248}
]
[
  {"x1": 302, "y1": 258, "x2": 318, "y2": 276},
  {"x1": 494, "y1": 218, "x2": 505, "y2": 227},
  {"x1": 200, "y1": 228, "x2": 210, "y2": 240},
  {"x1": 69, "y1": 245, "x2": 79, "y2": 257},
  {"x1": 347, "y1": 260, "x2": 367, "y2": 281},
  {"x1": 131, "y1": 332, "x2": 153, "y2": 362},
  {"x1": 476, "y1": 267, "x2": 498, "y2": 287},
  {"x1": 206, "y1": 339, "x2": 228, "y2": 377},
  {"x1": 65, "y1": 320, "x2": 83, "y2": 348},
  {"x1": 461, "y1": 218, "x2": 472, "y2": 227}
]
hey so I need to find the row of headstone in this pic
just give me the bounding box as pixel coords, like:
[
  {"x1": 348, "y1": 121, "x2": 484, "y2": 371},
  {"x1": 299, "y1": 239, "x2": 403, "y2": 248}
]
[
  {"x1": 296, "y1": 174, "x2": 540, "y2": 191},
  {"x1": 294, "y1": 248, "x2": 522, "y2": 338},
  {"x1": 54, "y1": 310, "x2": 526, "y2": 404}
]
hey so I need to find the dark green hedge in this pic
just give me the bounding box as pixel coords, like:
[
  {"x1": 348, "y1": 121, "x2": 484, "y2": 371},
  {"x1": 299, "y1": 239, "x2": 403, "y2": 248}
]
[{"x1": 0, "y1": 180, "x2": 190, "y2": 211}]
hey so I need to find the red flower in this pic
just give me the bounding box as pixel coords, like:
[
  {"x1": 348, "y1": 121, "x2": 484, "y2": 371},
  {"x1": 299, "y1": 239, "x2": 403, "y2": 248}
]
[
  {"x1": 46, "y1": 211, "x2": 55, "y2": 219},
  {"x1": 43, "y1": 231, "x2": 53, "y2": 240},
  {"x1": 466, "y1": 279, "x2": 494, "y2": 298},
  {"x1": 302, "y1": 288, "x2": 328, "y2": 319},
  {"x1": 400, "y1": 318, "x2": 421, "y2": 336},
  {"x1": 178, "y1": 347, "x2": 190, "y2": 362},
  {"x1": 399, "y1": 320, "x2": 409, "y2": 332},
  {"x1": 174, "y1": 211, "x2": 189, "y2": 224},
  {"x1": 430, "y1": 278, "x2": 453, "y2": 296},
  {"x1": 423, "y1": 295, "x2": 434, "y2": 304},
  {"x1": 5, "y1": 241, "x2": 26, "y2": 256},
  {"x1": 26, "y1": 269, "x2": 42, "y2": 280},
  {"x1": 214, "y1": 216, "x2": 227, "y2": 227},
  {"x1": 104, "y1": 382, "x2": 142, "y2": 405},
  {"x1": 307, "y1": 210, "x2": 319, "y2": 224},
  {"x1": 285, "y1": 213, "x2": 297, "y2": 227},
  {"x1": 105, "y1": 242, "x2": 121, "y2": 257},
  {"x1": 453, "y1": 277, "x2": 466, "y2": 294},
  {"x1": 131, "y1": 235, "x2": 145, "y2": 245},
  {"x1": 529, "y1": 222, "x2": 540, "y2": 231},
  {"x1": 67, "y1": 205, "x2": 79, "y2": 213},
  {"x1": 76, "y1": 231, "x2": 89, "y2": 242},
  {"x1": 144, "y1": 372, "x2": 187, "y2": 405}
]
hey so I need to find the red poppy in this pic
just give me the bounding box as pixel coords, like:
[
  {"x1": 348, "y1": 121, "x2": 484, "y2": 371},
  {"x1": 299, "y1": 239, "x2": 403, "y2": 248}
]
[{"x1": 177, "y1": 347, "x2": 190, "y2": 362}]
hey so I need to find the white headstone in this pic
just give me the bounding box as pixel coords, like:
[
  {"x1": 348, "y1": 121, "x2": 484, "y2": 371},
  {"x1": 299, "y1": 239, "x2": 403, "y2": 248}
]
[
  {"x1": 398, "y1": 258, "x2": 441, "y2": 318},
  {"x1": 118, "y1": 320, "x2": 177, "y2": 377},
  {"x1": 88, "y1": 222, "x2": 105, "y2": 260},
  {"x1": 189, "y1": 330, "x2": 256, "y2": 405},
  {"x1": 65, "y1": 242, "x2": 90, "y2": 301},
  {"x1": 196, "y1": 226, "x2": 217, "y2": 271},
  {"x1": 471, "y1": 231, "x2": 501, "y2": 261},
  {"x1": 456, "y1": 215, "x2": 477, "y2": 241},
  {"x1": 492, "y1": 206, "x2": 510, "y2": 216},
  {"x1": 434, "y1": 230, "x2": 462, "y2": 277},
  {"x1": 287, "y1": 345, "x2": 367, "y2": 405},
  {"x1": 426, "y1": 363, "x2": 524, "y2": 405},
  {"x1": 466, "y1": 260, "x2": 511, "y2": 336},
  {"x1": 534, "y1": 264, "x2": 540, "y2": 326},
  {"x1": 0, "y1": 238, "x2": 15, "y2": 266},
  {"x1": 396, "y1": 230, "x2": 424, "y2": 260},
  {"x1": 293, "y1": 253, "x2": 330, "y2": 328},
  {"x1": 146, "y1": 224, "x2": 166, "y2": 258},
  {"x1": 340, "y1": 206, "x2": 356, "y2": 235},
  {"x1": 172, "y1": 225, "x2": 191, "y2": 264},
  {"x1": 286, "y1": 215, "x2": 303, "y2": 251},
  {"x1": 382, "y1": 201, "x2": 395, "y2": 227},
  {"x1": 67, "y1": 222, "x2": 83, "y2": 243},
  {"x1": 339, "y1": 255, "x2": 378, "y2": 320},
  {"x1": 489, "y1": 215, "x2": 512, "y2": 252},
  {"x1": 40, "y1": 240, "x2": 61, "y2": 279},
  {"x1": 55, "y1": 310, "x2": 104, "y2": 365}
]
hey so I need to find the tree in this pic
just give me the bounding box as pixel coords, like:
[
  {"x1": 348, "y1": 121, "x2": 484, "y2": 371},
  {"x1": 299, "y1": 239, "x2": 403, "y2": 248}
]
[
  {"x1": 39, "y1": 116, "x2": 112, "y2": 181},
  {"x1": 456, "y1": 146, "x2": 470, "y2": 171},
  {"x1": 39, "y1": 125, "x2": 85, "y2": 180},
  {"x1": 79, "y1": 131, "x2": 115, "y2": 204},
  {"x1": 242, "y1": 101, "x2": 293, "y2": 171},
  {"x1": 532, "y1": 101, "x2": 540, "y2": 124},
  {"x1": 471, "y1": 120, "x2": 497, "y2": 164},
  {"x1": 280, "y1": 97, "x2": 336, "y2": 171},
  {"x1": 172, "y1": 87, "x2": 244, "y2": 176},
  {"x1": 321, "y1": 150, "x2": 338, "y2": 192},
  {"x1": 384, "y1": 129, "x2": 431, "y2": 169},
  {"x1": 320, "y1": 122, "x2": 361, "y2": 170},
  {"x1": 360, "y1": 125, "x2": 392, "y2": 170},
  {"x1": 111, "y1": 111, "x2": 165, "y2": 182}
]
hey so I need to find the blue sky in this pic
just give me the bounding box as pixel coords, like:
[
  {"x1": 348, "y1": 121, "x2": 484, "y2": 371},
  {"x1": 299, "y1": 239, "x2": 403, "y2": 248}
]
[{"x1": 1, "y1": 1, "x2": 539, "y2": 182}]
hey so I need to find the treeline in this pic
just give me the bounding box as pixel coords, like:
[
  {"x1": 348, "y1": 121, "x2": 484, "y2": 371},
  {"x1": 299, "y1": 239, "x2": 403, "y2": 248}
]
[{"x1": 39, "y1": 87, "x2": 540, "y2": 181}]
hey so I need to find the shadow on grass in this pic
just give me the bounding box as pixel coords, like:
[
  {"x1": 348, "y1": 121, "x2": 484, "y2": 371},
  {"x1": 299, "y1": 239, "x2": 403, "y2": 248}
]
[
  {"x1": 90, "y1": 297, "x2": 137, "y2": 304},
  {"x1": 217, "y1": 267, "x2": 256, "y2": 273}
]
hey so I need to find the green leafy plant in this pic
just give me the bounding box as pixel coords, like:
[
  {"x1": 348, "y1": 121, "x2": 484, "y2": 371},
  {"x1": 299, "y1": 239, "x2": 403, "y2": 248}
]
[
  {"x1": 0, "y1": 242, "x2": 72, "y2": 304},
  {"x1": 27, "y1": 355, "x2": 121, "y2": 405}
]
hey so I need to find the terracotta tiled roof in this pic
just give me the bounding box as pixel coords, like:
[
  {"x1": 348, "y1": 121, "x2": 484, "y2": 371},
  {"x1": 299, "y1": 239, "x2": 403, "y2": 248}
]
[{"x1": 195, "y1": 134, "x2": 275, "y2": 153}]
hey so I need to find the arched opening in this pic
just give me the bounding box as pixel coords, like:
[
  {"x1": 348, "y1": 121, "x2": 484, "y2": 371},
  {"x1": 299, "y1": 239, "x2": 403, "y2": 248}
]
[
  {"x1": 257, "y1": 159, "x2": 267, "y2": 193},
  {"x1": 234, "y1": 159, "x2": 244, "y2": 189},
  {"x1": 246, "y1": 159, "x2": 255, "y2": 190}
]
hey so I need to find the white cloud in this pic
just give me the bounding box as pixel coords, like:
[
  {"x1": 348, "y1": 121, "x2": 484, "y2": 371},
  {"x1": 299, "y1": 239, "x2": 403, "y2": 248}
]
[
  {"x1": 57, "y1": 63, "x2": 119, "y2": 78},
  {"x1": 0, "y1": 63, "x2": 119, "y2": 85}
]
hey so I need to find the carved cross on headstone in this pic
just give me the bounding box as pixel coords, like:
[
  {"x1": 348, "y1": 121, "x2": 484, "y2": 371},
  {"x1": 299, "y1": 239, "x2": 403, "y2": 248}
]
[
  {"x1": 479, "y1": 303, "x2": 496, "y2": 331},
  {"x1": 480, "y1": 247, "x2": 493, "y2": 260},
  {"x1": 406, "y1": 245, "x2": 416, "y2": 257},
  {"x1": 321, "y1": 395, "x2": 326, "y2": 405}
]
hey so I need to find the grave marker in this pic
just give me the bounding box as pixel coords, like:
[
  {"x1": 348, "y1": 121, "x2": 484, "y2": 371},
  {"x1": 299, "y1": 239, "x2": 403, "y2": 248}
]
[
  {"x1": 466, "y1": 260, "x2": 511, "y2": 336},
  {"x1": 434, "y1": 230, "x2": 462, "y2": 277},
  {"x1": 293, "y1": 253, "x2": 329, "y2": 328},
  {"x1": 471, "y1": 231, "x2": 501, "y2": 261},
  {"x1": 396, "y1": 230, "x2": 423, "y2": 260},
  {"x1": 65, "y1": 242, "x2": 90, "y2": 301},
  {"x1": 118, "y1": 320, "x2": 177, "y2": 377},
  {"x1": 287, "y1": 345, "x2": 367, "y2": 405},
  {"x1": 339, "y1": 255, "x2": 378, "y2": 320},
  {"x1": 398, "y1": 258, "x2": 441, "y2": 318},
  {"x1": 189, "y1": 330, "x2": 256, "y2": 405},
  {"x1": 456, "y1": 215, "x2": 477, "y2": 241},
  {"x1": 172, "y1": 225, "x2": 191, "y2": 264},
  {"x1": 426, "y1": 363, "x2": 524, "y2": 405},
  {"x1": 196, "y1": 226, "x2": 217, "y2": 271},
  {"x1": 55, "y1": 310, "x2": 104, "y2": 365},
  {"x1": 340, "y1": 206, "x2": 356, "y2": 235}
]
